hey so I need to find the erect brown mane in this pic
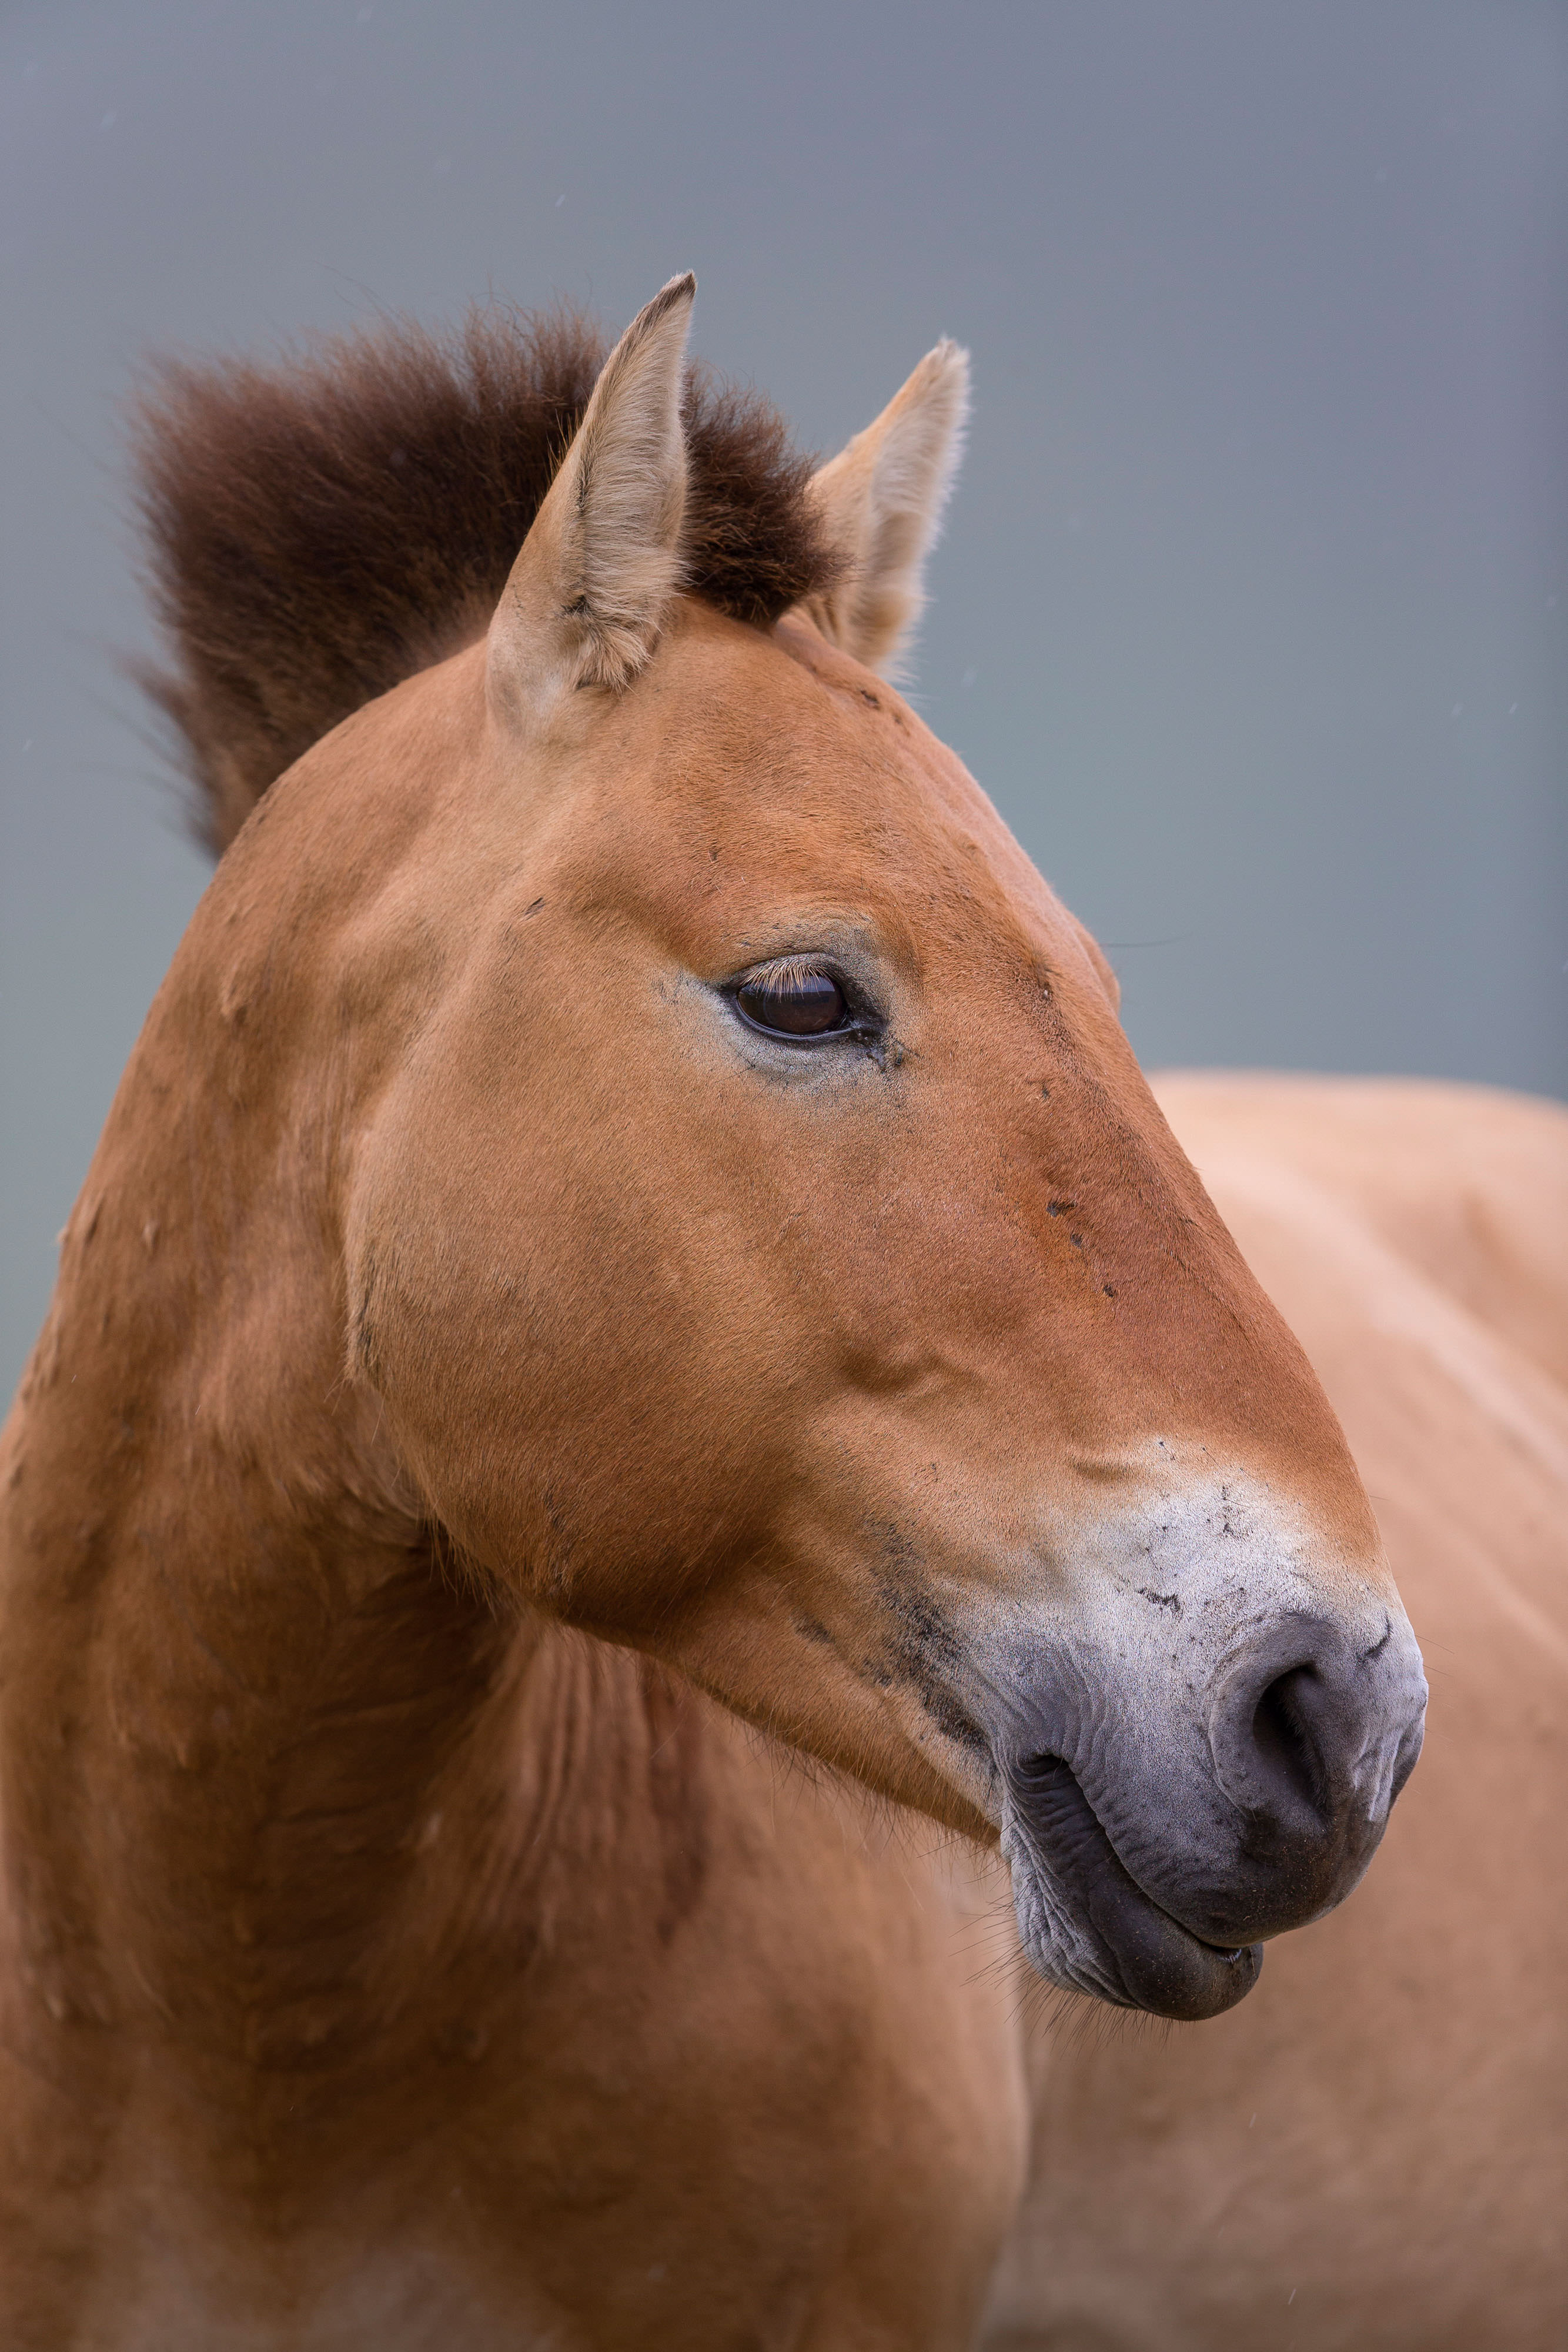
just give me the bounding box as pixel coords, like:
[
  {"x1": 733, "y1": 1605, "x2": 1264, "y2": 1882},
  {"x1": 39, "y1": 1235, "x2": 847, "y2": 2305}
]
[{"x1": 132, "y1": 303, "x2": 844, "y2": 857}]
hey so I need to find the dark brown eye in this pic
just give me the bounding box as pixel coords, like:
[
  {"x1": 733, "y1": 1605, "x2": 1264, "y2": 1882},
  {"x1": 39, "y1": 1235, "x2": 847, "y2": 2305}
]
[{"x1": 734, "y1": 961, "x2": 850, "y2": 1038}]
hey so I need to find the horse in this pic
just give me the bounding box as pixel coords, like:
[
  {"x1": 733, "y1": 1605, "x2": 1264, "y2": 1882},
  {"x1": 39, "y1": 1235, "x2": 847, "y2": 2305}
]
[{"x1": 4, "y1": 267, "x2": 1543, "y2": 2348}]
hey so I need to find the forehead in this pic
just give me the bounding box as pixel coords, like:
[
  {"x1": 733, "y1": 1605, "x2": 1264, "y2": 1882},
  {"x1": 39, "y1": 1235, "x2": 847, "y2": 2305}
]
[
  {"x1": 551, "y1": 604, "x2": 1074, "y2": 979},
  {"x1": 636, "y1": 607, "x2": 976, "y2": 832}
]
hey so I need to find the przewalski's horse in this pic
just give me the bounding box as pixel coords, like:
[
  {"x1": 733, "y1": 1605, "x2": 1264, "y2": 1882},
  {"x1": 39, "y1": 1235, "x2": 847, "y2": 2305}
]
[{"x1": 1, "y1": 277, "x2": 1426, "y2": 2347}]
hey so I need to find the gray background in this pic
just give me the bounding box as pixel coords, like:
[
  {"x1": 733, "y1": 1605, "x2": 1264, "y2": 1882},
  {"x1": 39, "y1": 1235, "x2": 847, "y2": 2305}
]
[{"x1": 4, "y1": 0, "x2": 1565, "y2": 1394}]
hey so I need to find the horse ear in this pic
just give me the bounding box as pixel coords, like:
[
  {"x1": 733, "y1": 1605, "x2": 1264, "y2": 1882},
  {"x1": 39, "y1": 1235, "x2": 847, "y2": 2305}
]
[
  {"x1": 798, "y1": 340, "x2": 970, "y2": 681},
  {"x1": 487, "y1": 273, "x2": 695, "y2": 726}
]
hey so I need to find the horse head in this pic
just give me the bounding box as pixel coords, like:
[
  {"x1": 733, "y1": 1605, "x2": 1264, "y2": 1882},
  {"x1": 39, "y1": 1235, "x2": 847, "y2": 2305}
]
[{"x1": 196, "y1": 278, "x2": 1425, "y2": 2020}]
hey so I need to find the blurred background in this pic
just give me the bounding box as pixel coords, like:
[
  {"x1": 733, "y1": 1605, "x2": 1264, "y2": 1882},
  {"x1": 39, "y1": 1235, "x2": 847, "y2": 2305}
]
[{"x1": 2, "y1": 0, "x2": 1564, "y2": 1391}]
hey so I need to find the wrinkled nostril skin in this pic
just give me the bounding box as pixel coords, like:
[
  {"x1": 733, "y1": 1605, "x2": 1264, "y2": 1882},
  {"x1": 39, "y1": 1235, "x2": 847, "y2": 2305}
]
[{"x1": 1208, "y1": 1611, "x2": 1427, "y2": 1885}]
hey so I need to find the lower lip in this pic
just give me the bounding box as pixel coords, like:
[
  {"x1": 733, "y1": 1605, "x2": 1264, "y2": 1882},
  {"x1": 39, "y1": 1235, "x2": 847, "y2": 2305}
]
[{"x1": 1006, "y1": 1755, "x2": 1262, "y2": 2020}]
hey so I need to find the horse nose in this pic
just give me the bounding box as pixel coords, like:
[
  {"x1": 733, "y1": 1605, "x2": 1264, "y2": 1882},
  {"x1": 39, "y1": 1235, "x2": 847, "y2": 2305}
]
[{"x1": 1207, "y1": 1612, "x2": 1426, "y2": 1857}]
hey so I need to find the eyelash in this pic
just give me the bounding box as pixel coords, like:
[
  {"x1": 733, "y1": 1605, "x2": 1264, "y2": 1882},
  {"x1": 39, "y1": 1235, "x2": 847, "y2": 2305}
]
[{"x1": 753, "y1": 953, "x2": 838, "y2": 997}]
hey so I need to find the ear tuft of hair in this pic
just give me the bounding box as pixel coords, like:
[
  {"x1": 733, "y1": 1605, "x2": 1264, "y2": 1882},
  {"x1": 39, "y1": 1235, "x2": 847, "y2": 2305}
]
[{"x1": 131, "y1": 303, "x2": 845, "y2": 857}]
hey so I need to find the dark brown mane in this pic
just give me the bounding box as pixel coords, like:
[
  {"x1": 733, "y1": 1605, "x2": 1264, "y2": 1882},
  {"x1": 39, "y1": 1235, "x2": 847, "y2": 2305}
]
[{"x1": 132, "y1": 303, "x2": 842, "y2": 856}]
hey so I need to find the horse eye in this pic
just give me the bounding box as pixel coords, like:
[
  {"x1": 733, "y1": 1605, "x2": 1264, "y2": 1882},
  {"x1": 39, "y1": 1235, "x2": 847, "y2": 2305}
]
[{"x1": 735, "y1": 966, "x2": 850, "y2": 1038}]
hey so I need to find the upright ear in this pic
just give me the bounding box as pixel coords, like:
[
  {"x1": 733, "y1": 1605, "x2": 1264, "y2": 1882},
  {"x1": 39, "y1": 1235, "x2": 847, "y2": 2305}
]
[
  {"x1": 798, "y1": 340, "x2": 970, "y2": 680},
  {"x1": 487, "y1": 273, "x2": 695, "y2": 727}
]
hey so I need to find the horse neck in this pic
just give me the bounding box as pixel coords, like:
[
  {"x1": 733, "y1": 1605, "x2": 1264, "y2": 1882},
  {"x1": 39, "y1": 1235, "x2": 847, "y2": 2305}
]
[{"x1": 0, "y1": 954, "x2": 534, "y2": 2072}]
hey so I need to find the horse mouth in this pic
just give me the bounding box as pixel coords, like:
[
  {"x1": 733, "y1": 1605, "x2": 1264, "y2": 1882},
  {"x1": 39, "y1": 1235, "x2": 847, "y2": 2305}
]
[{"x1": 1002, "y1": 1754, "x2": 1262, "y2": 2022}]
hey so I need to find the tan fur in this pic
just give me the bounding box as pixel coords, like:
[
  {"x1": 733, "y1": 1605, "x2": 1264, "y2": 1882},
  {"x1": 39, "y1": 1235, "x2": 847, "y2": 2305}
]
[
  {"x1": 800, "y1": 338, "x2": 970, "y2": 677},
  {"x1": 488, "y1": 276, "x2": 694, "y2": 713},
  {"x1": 1, "y1": 296, "x2": 1531, "y2": 2347}
]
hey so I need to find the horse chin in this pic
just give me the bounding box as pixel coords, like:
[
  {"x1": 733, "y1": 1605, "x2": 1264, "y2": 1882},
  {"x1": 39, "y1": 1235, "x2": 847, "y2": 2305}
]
[{"x1": 1000, "y1": 1758, "x2": 1262, "y2": 2022}]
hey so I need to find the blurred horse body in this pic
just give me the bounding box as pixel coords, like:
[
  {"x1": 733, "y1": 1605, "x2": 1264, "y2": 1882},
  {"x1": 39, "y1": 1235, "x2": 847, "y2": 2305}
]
[{"x1": 0, "y1": 280, "x2": 1554, "y2": 2348}]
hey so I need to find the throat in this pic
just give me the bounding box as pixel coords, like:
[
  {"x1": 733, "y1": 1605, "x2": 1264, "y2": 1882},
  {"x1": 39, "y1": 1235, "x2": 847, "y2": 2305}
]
[
  {"x1": 167, "y1": 1541, "x2": 520, "y2": 2074},
  {"x1": 0, "y1": 1270, "x2": 522, "y2": 2082}
]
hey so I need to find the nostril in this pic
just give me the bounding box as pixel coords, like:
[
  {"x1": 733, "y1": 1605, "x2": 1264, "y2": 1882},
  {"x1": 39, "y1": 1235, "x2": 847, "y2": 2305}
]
[{"x1": 1251, "y1": 1665, "x2": 1330, "y2": 1819}]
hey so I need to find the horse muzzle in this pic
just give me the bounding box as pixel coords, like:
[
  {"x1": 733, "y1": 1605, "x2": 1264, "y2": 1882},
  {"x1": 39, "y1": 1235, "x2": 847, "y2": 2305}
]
[{"x1": 981, "y1": 1500, "x2": 1427, "y2": 2020}]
